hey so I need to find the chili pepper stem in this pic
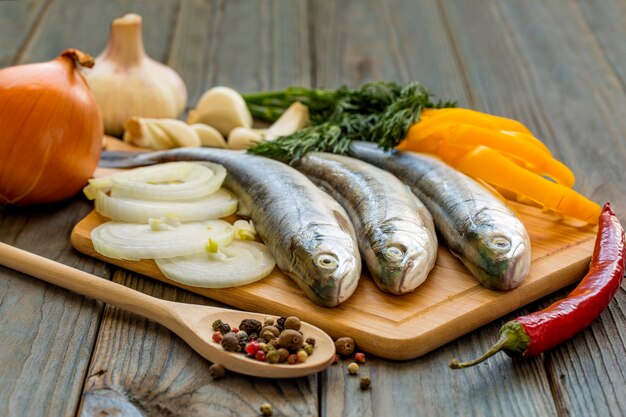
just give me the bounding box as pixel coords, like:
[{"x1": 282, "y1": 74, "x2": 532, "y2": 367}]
[{"x1": 450, "y1": 321, "x2": 531, "y2": 369}]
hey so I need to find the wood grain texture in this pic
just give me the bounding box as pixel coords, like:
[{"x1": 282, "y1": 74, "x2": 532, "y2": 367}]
[
  {"x1": 78, "y1": 270, "x2": 318, "y2": 417},
  {"x1": 0, "y1": 0, "x2": 49, "y2": 67},
  {"x1": 0, "y1": 199, "x2": 109, "y2": 417}
]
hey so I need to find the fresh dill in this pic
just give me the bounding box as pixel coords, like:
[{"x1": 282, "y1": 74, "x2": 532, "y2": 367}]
[{"x1": 244, "y1": 81, "x2": 455, "y2": 163}]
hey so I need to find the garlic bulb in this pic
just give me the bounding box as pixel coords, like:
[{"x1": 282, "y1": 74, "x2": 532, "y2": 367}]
[
  {"x1": 187, "y1": 86, "x2": 252, "y2": 136},
  {"x1": 86, "y1": 14, "x2": 187, "y2": 136},
  {"x1": 227, "y1": 101, "x2": 309, "y2": 150},
  {"x1": 123, "y1": 117, "x2": 202, "y2": 149}
]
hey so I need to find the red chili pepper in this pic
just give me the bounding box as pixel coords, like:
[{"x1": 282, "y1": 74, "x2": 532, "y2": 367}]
[{"x1": 450, "y1": 203, "x2": 625, "y2": 369}]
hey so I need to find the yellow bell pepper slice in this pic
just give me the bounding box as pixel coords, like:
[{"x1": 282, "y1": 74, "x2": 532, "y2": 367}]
[
  {"x1": 400, "y1": 123, "x2": 574, "y2": 187},
  {"x1": 419, "y1": 108, "x2": 533, "y2": 135},
  {"x1": 450, "y1": 146, "x2": 600, "y2": 224}
]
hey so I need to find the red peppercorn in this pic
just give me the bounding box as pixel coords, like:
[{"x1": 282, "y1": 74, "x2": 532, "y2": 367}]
[
  {"x1": 232, "y1": 328, "x2": 239, "y2": 333},
  {"x1": 212, "y1": 331, "x2": 223, "y2": 343},
  {"x1": 287, "y1": 354, "x2": 298, "y2": 365},
  {"x1": 354, "y1": 352, "x2": 366, "y2": 364},
  {"x1": 245, "y1": 340, "x2": 260, "y2": 356},
  {"x1": 255, "y1": 351, "x2": 267, "y2": 361},
  {"x1": 332, "y1": 354, "x2": 340, "y2": 365}
]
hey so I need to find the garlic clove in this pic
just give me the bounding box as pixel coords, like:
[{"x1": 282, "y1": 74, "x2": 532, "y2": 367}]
[
  {"x1": 265, "y1": 102, "x2": 309, "y2": 140},
  {"x1": 86, "y1": 14, "x2": 188, "y2": 137},
  {"x1": 150, "y1": 119, "x2": 201, "y2": 148},
  {"x1": 227, "y1": 127, "x2": 264, "y2": 150},
  {"x1": 190, "y1": 124, "x2": 227, "y2": 148},
  {"x1": 187, "y1": 86, "x2": 252, "y2": 137},
  {"x1": 123, "y1": 117, "x2": 200, "y2": 149}
]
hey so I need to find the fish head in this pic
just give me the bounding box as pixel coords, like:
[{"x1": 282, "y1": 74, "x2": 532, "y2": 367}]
[
  {"x1": 462, "y1": 208, "x2": 531, "y2": 290},
  {"x1": 289, "y1": 223, "x2": 361, "y2": 307},
  {"x1": 366, "y1": 219, "x2": 436, "y2": 294}
]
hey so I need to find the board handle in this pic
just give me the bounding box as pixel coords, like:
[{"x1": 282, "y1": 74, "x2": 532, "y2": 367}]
[{"x1": 0, "y1": 242, "x2": 172, "y2": 321}]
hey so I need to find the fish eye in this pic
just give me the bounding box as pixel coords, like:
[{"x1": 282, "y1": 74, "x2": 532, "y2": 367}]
[
  {"x1": 490, "y1": 236, "x2": 511, "y2": 251},
  {"x1": 384, "y1": 244, "x2": 405, "y2": 261},
  {"x1": 316, "y1": 254, "x2": 339, "y2": 270}
]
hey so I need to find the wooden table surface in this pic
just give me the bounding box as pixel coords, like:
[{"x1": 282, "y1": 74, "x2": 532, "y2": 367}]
[{"x1": 1, "y1": 1, "x2": 625, "y2": 416}]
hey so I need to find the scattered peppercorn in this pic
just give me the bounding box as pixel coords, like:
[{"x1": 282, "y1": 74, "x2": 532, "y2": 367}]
[
  {"x1": 255, "y1": 350, "x2": 267, "y2": 362},
  {"x1": 354, "y1": 352, "x2": 366, "y2": 364},
  {"x1": 335, "y1": 337, "x2": 355, "y2": 356},
  {"x1": 239, "y1": 319, "x2": 263, "y2": 336},
  {"x1": 221, "y1": 332, "x2": 240, "y2": 352},
  {"x1": 276, "y1": 348, "x2": 290, "y2": 363},
  {"x1": 259, "y1": 402, "x2": 273, "y2": 417},
  {"x1": 212, "y1": 319, "x2": 223, "y2": 332},
  {"x1": 296, "y1": 349, "x2": 308, "y2": 363},
  {"x1": 209, "y1": 363, "x2": 226, "y2": 380},
  {"x1": 279, "y1": 329, "x2": 304, "y2": 350},
  {"x1": 219, "y1": 323, "x2": 231, "y2": 335},
  {"x1": 264, "y1": 317, "x2": 275, "y2": 326},
  {"x1": 348, "y1": 362, "x2": 359, "y2": 375},
  {"x1": 287, "y1": 354, "x2": 298, "y2": 365},
  {"x1": 360, "y1": 376, "x2": 371, "y2": 390},
  {"x1": 266, "y1": 350, "x2": 280, "y2": 364},
  {"x1": 306, "y1": 337, "x2": 316, "y2": 346},
  {"x1": 212, "y1": 331, "x2": 222, "y2": 343},
  {"x1": 284, "y1": 316, "x2": 301, "y2": 331},
  {"x1": 332, "y1": 354, "x2": 339, "y2": 365}
]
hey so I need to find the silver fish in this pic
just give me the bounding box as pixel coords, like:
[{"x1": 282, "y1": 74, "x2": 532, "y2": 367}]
[
  {"x1": 293, "y1": 152, "x2": 437, "y2": 294},
  {"x1": 348, "y1": 142, "x2": 531, "y2": 290},
  {"x1": 101, "y1": 148, "x2": 362, "y2": 307}
]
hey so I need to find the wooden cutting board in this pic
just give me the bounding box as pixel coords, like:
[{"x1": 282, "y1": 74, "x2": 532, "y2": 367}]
[{"x1": 71, "y1": 202, "x2": 596, "y2": 360}]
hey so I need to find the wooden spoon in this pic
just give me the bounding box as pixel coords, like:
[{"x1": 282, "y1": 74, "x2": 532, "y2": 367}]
[{"x1": 0, "y1": 242, "x2": 335, "y2": 378}]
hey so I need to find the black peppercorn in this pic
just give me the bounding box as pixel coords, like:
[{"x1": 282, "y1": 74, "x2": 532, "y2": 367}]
[
  {"x1": 219, "y1": 323, "x2": 231, "y2": 335},
  {"x1": 275, "y1": 316, "x2": 286, "y2": 331},
  {"x1": 209, "y1": 363, "x2": 226, "y2": 380},
  {"x1": 276, "y1": 348, "x2": 289, "y2": 363},
  {"x1": 360, "y1": 376, "x2": 371, "y2": 390},
  {"x1": 305, "y1": 337, "x2": 316, "y2": 346},
  {"x1": 239, "y1": 318, "x2": 263, "y2": 335},
  {"x1": 221, "y1": 332, "x2": 240, "y2": 352}
]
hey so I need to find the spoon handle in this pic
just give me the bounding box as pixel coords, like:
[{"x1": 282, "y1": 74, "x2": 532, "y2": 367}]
[{"x1": 0, "y1": 241, "x2": 172, "y2": 321}]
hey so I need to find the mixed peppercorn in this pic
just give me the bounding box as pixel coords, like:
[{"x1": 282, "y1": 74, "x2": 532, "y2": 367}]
[{"x1": 211, "y1": 315, "x2": 316, "y2": 364}]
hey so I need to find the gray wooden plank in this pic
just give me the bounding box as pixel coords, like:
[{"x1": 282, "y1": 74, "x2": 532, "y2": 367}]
[
  {"x1": 78, "y1": 1, "x2": 318, "y2": 415},
  {"x1": 78, "y1": 271, "x2": 318, "y2": 417},
  {"x1": 442, "y1": 1, "x2": 626, "y2": 416},
  {"x1": 16, "y1": 0, "x2": 179, "y2": 64},
  {"x1": 313, "y1": 1, "x2": 557, "y2": 416},
  {"x1": 0, "y1": 198, "x2": 110, "y2": 417},
  {"x1": 170, "y1": 0, "x2": 311, "y2": 107},
  {"x1": 0, "y1": 0, "x2": 48, "y2": 66}
]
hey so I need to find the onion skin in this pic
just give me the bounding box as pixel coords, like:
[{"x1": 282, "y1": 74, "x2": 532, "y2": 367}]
[{"x1": 0, "y1": 49, "x2": 103, "y2": 205}]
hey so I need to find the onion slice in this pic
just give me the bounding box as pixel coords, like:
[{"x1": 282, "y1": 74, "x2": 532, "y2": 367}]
[
  {"x1": 85, "y1": 162, "x2": 226, "y2": 201},
  {"x1": 94, "y1": 188, "x2": 238, "y2": 223},
  {"x1": 91, "y1": 219, "x2": 234, "y2": 261},
  {"x1": 155, "y1": 241, "x2": 276, "y2": 288}
]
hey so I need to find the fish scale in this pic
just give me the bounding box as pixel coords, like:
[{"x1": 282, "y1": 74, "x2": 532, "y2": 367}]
[
  {"x1": 348, "y1": 141, "x2": 531, "y2": 290},
  {"x1": 101, "y1": 148, "x2": 361, "y2": 307}
]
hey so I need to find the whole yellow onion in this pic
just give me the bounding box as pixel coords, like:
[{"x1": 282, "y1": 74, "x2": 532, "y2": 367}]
[{"x1": 0, "y1": 49, "x2": 103, "y2": 205}]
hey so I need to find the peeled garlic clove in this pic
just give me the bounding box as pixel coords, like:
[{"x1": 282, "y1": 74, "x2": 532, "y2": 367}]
[
  {"x1": 187, "y1": 86, "x2": 252, "y2": 136},
  {"x1": 190, "y1": 124, "x2": 227, "y2": 148},
  {"x1": 123, "y1": 117, "x2": 200, "y2": 149},
  {"x1": 265, "y1": 102, "x2": 309, "y2": 140},
  {"x1": 86, "y1": 14, "x2": 188, "y2": 136},
  {"x1": 228, "y1": 127, "x2": 264, "y2": 150}
]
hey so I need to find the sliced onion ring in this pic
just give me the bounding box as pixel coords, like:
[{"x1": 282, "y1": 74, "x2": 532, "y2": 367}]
[
  {"x1": 94, "y1": 188, "x2": 238, "y2": 223},
  {"x1": 155, "y1": 241, "x2": 276, "y2": 288},
  {"x1": 85, "y1": 162, "x2": 226, "y2": 201},
  {"x1": 91, "y1": 219, "x2": 234, "y2": 261}
]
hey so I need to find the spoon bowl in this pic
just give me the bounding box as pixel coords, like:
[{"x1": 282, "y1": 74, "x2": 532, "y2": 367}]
[{"x1": 0, "y1": 242, "x2": 335, "y2": 378}]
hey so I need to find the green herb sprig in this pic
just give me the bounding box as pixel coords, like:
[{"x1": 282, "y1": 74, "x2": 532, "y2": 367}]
[{"x1": 244, "y1": 81, "x2": 455, "y2": 163}]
